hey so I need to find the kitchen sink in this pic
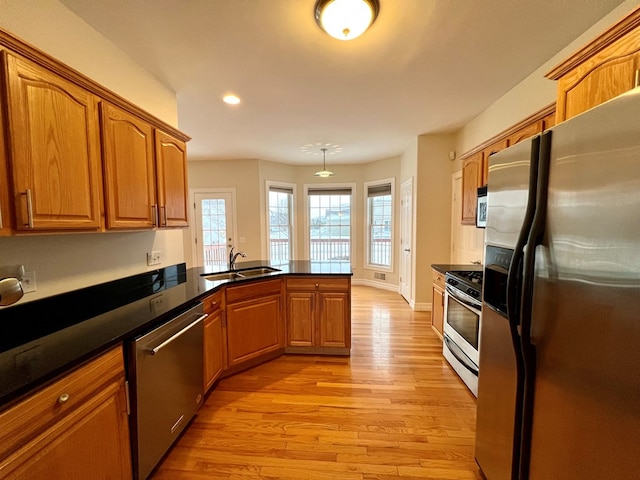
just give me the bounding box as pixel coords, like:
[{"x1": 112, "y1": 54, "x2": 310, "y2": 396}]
[
  {"x1": 202, "y1": 272, "x2": 244, "y2": 281},
  {"x1": 236, "y1": 267, "x2": 281, "y2": 277},
  {"x1": 202, "y1": 266, "x2": 281, "y2": 281}
]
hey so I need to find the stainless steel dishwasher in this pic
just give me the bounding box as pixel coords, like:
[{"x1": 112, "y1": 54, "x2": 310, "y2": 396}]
[{"x1": 129, "y1": 302, "x2": 206, "y2": 480}]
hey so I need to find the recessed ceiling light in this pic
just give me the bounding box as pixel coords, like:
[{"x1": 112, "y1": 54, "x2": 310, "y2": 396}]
[{"x1": 223, "y1": 94, "x2": 240, "y2": 105}]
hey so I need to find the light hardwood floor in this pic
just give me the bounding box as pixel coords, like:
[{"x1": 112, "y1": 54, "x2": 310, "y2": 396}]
[{"x1": 153, "y1": 285, "x2": 485, "y2": 480}]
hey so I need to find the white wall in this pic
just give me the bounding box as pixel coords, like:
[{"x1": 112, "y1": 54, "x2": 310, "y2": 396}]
[
  {"x1": 187, "y1": 157, "x2": 402, "y2": 288},
  {"x1": 0, "y1": 0, "x2": 184, "y2": 302}
]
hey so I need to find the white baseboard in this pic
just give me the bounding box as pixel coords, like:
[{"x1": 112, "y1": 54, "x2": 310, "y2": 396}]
[
  {"x1": 414, "y1": 302, "x2": 431, "y2": 312},
  {"x1": 351, "y1": 278, "x2": 399, "y2": 292},
  {"x1": 351, "y1": 279, "x2": 432, "y2": 312}
]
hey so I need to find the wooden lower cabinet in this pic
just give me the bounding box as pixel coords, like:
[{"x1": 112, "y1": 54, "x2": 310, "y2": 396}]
[
  {"x1": 285, "y1": 277, "x2": 351, "y2": 354},
  {"x1": 225, "y1": 279, "x2": 284, "y2": 368},
  {"x1": 0, "y1": 346, "x2": 131, "y2": 479},
  {"x1": 431, "y1": 269, "x2": 445, "y2": 339},
  {"x1": 287, "y1": 292, "x2": 315, "y2": 347},
  {"x1": 203, "y1": 290, "x2": 225, "y2": 392}
]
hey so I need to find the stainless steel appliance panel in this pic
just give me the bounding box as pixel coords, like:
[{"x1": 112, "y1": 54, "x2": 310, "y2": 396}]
[
  {"x1": 485, "y1": 138, "x2": 534, "y2": 249},
  {"x1": 475, "y1": 306, "x2": 518, "y2": 480},
  {"x1": 131, "y1": 303, "x2": 205, "y2": 480},
  {"x1": 526, "y1": 88, "x2": 640, "y2": 479}
]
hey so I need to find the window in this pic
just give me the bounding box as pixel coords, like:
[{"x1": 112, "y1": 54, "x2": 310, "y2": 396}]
[
  {"x1": 267, "y1": 183, "x2": 294, "y2": 263},
  {"x1": 366, "y1": 180, "x2": 394, "y2": 270},
  {"x1": 306, "y1": 186, "x2": 353, "y2": 270},
  {"x1": 193, "y1": 190, "x2": 236, "y2": 269}
]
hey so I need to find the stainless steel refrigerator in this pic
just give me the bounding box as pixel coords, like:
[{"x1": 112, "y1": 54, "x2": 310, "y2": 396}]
[{"x1": 475, "y1": 87, "x2": 640, "y2": 480}]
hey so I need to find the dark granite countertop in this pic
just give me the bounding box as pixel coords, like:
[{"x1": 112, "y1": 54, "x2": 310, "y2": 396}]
[
  {"x1": 0, "y1": 260, "x2": 351, "y2": 408},
  {"x1": 431, "y1": 264, "x2": 484, "y2": 274}
]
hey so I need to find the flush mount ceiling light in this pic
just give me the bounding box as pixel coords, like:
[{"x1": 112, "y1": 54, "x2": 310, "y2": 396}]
[
  {"x1": 222, "y1": 94, "x2": 240, "y2": 105},
  {"x1": 314, "y1": 0, "x2": 380, "y2": 41},
  {"x1": 314, "y1": 148, "x2": 335, "y2": 177}
]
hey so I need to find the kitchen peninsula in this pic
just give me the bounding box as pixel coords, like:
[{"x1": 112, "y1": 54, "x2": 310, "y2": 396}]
[{"x1": 0, "y1": 262, "x2": 352, "y2": 479}]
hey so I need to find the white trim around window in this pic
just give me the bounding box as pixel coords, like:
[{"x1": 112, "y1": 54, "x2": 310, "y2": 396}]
[
  {"x1": 364, "y1": 177, "x2": 395, "y2": 272},
  {"x1": 303, "y1": 182, "x2": 356, "y2": 266},
  {"x1": 265, "y1": 180, "x2": 297, "y2": 263}
]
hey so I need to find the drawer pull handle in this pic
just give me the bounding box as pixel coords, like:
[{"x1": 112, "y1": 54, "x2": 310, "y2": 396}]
[
  {"x1": 58, "y1": 393, "x2": 70, "y2": 404},
  {"x1": 315, "y1": 284, "x2": 319, "y2": 288},
  {"x1": 23, "y1": 189, "x2": 34, "y2": 228}
]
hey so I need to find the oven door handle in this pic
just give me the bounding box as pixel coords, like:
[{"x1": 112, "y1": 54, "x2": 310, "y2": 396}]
[
  {"x1": 445, "y1": 284, "x2": 481, "y2": 312},
  {"x1": 149, "y1": 313, "x2": 208, "y2": 355},
  {"x1": 444, "y1": 336, "x2": 479, "y2": 376}
]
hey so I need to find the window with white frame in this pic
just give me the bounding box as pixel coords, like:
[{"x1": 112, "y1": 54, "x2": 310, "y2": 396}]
[
  {"x1": 307, "y1": 186, "x2": 352, "y2": 268},
  {"x1": 267, "y1": 183, "x2": 294, "y2": 263},
  {"x1": 366, "y1": 180, "x2": 393, "y2": 270}
]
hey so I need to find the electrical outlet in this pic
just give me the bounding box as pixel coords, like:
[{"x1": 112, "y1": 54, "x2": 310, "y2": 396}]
[
  {"x1": 22, "y1": 270, "x2": 36, "y2": 293},
  {"x1": 146, "y1": 251, "x2": 161, "y2": 266}
]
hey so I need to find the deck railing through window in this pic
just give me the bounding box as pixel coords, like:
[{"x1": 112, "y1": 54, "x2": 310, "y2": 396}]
[{"x1": 370, "y1": 238, "x2": 391, "y2": 266}]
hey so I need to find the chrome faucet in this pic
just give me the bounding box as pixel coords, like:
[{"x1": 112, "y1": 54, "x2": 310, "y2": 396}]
[{"x1": 229, "y1": 247, "x2": 247, "y2": 270}]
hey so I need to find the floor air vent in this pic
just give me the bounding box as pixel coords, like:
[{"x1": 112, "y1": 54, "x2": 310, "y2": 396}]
[{"x1": 374, "y1": 272, "x2": 386, "y2": 281}]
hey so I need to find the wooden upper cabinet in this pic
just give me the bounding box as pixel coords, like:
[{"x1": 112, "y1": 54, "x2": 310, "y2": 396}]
[
  {"x1": 547, "y1": 7, "x2": 640, "y2": 121},
  {"x1": 507, "y1": 121, "x2": 543, "y2": 147},
  {"x1": 155, "y1": 130, "x2": 188, "y2": 227},
  {"x1": 0, "y1": 80, "x2": 11, "y2": 236},
  {"x1": 4, "y1": 53, "x2": 102, "y2": 231},
  {"x1": 100, "y1": 102, "x2": 157, "y2": 229},
  {"x1": 541, "y1": 111, "x2": 555, "y2": 130},
  {"x1": 461, "y1": 152, "x2": 482, "y2": 225},
  {"x1": 481, "y1": 139, "x2": 508, "y2": 185}
]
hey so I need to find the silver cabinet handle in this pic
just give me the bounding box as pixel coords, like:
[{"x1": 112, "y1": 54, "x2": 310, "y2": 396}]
[
  {"x1": 58, "y1": 393, "x2": 70, "y2": 404},
  {"x1": 161, "y1": 205, "x2": 167, "y2": 226},
  {"x1": 151, "y1": 204, "x2": 158, "y2": 227},
  {"x1": 635, "y1": 69, "x2": 640, "y2": 88},
  {"x1": 149, "y1": 313, "x2": 207, "y2": 355},
  {"x1": 23, "y1": 189, "x2": 34, "y2": 228}
]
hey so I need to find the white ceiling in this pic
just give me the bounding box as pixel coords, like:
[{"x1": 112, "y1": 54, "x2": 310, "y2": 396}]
[{"x1": 60, "y1": 0, "x2": 625, "y2": 165}]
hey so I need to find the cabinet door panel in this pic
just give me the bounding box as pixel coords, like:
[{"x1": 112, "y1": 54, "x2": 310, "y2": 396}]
[
  {"x1": 5, "y1": 54, "x2": 102, "y2": 231},
  {"x1": 461, "y1": 153, "x2": 482, "y2": 225},
  {"x1": 0, "y1": 382, "x2": 131, "y2": 479},
  {"x1": 562, "y1": 57, "x2": 638, "y2": 120},
  {"x1": 287, "y1": 292, "x2": 315, "y2": 347},
  {"x1": 226, "y1": 295, "x2": 283, "y2": 366},
  {"x1": 432, "y1": 284, "x2": 444, "y2": 338},
  {"x1": 101, "y1": 102, "x2": 156, "y2": 229},
  {"x1": 155, "y1": 130, "x2": 188, "y2": 227},
  {"x1": 204, "y1": 310, "x2": 224, "y2": 391},
  {"x1": 318, "y1": 292, "x2": 349, "y2": 348}
]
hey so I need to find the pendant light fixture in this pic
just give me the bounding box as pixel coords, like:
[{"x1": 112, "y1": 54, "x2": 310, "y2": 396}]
[
  {"x1": 314, "y1": 0, "x2": 380, "y2": 41},
  {"x1": 314, "y1": 148, "x2": 335, "y2": 177}
]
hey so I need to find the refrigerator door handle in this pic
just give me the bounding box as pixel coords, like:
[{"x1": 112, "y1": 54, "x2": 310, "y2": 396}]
[
  {"x1": 507, "y1": 135, "x2": 541, "y2": 328},
  {"x1": 502, "y1": 134, "x2": 541, "y2": 480},
  {"x1": 518, "y1": 129, "x2": 553, "y2": 480}
]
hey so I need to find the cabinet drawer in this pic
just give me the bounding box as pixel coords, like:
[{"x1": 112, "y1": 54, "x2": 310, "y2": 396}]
[
  {"x1": 226, "y1": 278, "x2": 282, "y2": 304},
  {"x1": 202, "y1": 289, "x2": 224, "y2": 313},
  {"x1": 0, "y1": 345, "x2": 125, "y2": 460},
  {"x1": 432, "y1": 269, "x2": 445, "y2": 288},
  {"x1": 286, "y1": 277, "x2": 350, "y2": 292}
]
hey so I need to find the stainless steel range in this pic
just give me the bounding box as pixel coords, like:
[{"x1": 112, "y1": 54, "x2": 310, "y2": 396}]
[{"x1": 442, "y1": 270, "x2": 482, "y2": 396}]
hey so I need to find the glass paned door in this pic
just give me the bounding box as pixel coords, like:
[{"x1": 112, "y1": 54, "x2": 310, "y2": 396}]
[{"x1": 195, "y1": 192, "x2": 235, "y2": 269}]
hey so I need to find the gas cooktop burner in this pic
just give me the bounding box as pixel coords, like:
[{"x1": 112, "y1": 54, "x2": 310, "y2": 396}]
[{"x1": 445, "y1": 270, "x2": 483, "y2": 299}]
